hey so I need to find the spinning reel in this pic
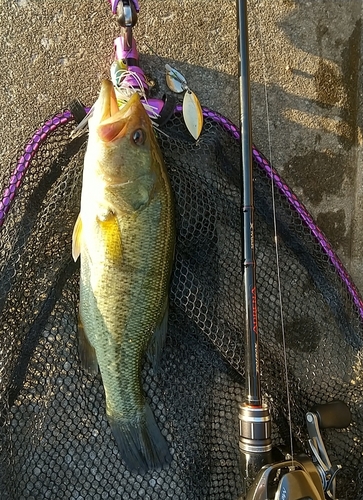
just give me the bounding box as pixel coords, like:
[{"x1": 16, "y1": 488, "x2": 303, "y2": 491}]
[{"x1": 240, "y1": 400, "x2": 351, "y2": 500}]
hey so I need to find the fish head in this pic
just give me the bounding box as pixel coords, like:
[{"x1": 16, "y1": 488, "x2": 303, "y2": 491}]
[{"x1": 86, "y1": 80, "x2": 158, "y2": 187}]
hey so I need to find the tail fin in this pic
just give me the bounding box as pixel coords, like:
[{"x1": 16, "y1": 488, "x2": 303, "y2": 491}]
[{"x1": 108, "y1": 403, "x2": 171, "y2": 473}]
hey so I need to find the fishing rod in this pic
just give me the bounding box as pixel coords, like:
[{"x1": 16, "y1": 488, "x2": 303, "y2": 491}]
[
  {"x1": 237, "y1": 0, "x2": 273, "y2": 491},
  {"x1": 236, "y1": 1, "x2": 351, "y2": 499}
]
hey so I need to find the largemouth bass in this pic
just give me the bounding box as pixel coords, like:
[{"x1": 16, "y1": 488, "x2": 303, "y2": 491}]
[{"x1": 72, "y1": 80, "x2": 175, "y2": 472}]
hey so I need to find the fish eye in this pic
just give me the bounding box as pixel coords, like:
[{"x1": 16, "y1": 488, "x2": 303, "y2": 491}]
[{"x1": 131, "y1": 128, "x2": 146, "y2": 146}]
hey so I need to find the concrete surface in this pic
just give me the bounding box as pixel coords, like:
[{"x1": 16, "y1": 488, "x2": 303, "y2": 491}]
[{"x1": 0, "y1": 0, "x2": 362, "y2": 292}]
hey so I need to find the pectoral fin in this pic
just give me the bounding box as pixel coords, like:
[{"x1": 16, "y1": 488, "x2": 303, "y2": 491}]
[
  {"x1": 72, "y1": 214, "x2": 83, "y2": 262},
  {"x1": 78, "y1": 316, "x2": 98, "y2": 375},
  {"x1": 97, "y1": 213, "x2": 123, "y2": 267},
  {"x1": 147, "y1": 299, "x2": 169, "y2": 371}
]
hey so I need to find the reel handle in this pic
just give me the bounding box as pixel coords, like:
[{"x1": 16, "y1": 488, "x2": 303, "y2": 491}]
[{"x1": 312, "y1": 400, "x2": 351, "y2": 429}]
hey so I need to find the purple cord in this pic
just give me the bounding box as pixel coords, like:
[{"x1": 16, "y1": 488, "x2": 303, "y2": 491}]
[
  {"x1": 1, "y1": 105, "x2": 362, "y2": 321},
  {"x1": 0, "y1": 111, "x2": 72, "y2": 229}
]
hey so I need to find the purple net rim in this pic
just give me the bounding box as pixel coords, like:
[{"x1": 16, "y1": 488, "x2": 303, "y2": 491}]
[
  {"x1": 0, "y1": 111, "x2": 72, "y2": 229},
  {"x1": 1, "y1": 105, "x2": 363, "y2": 320}
]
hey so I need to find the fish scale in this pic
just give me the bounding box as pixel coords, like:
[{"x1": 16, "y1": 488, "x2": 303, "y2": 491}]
[{"x1": 72, "y1": 80, "x2": 175, "y2": 472}]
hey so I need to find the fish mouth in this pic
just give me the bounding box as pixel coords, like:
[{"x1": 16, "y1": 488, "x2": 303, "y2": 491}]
[
  {"x1": 96, "y1": 79, "x2": 120, "y2": 122},
  {"x1": 95, "y1": 80, "x2": 148, "y2": 143}
]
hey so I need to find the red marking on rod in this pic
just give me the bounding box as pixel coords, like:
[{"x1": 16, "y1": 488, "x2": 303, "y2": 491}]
[{"x1": 252, "y1": 286, "x2": 258, "y2": 334}]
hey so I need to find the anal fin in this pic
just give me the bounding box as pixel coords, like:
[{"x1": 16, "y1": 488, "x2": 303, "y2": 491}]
[
  {"x1": 147, "y1": 299, "x2": 169, "y2": 371},
  {"x1": 78, "y1": 316, "x2": 98, "y2": 375}
]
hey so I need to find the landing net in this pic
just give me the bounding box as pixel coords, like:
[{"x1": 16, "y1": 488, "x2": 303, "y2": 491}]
[{"x1": 0, "y1": 106, "x2": 362, "y2": 499}]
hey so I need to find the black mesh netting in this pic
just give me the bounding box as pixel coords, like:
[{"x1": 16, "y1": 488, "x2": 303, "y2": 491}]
[{"x1": 1, "y1": 107, "x2": 363, "y2": 500}]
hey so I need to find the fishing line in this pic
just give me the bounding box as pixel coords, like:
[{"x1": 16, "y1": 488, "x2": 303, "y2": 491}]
[
  {"x1": 141, "y1": 40, "x2": 164, "y2": 62},
  {"x1": 251, "y1": 0, "x2": 295, "y2": 461}
]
